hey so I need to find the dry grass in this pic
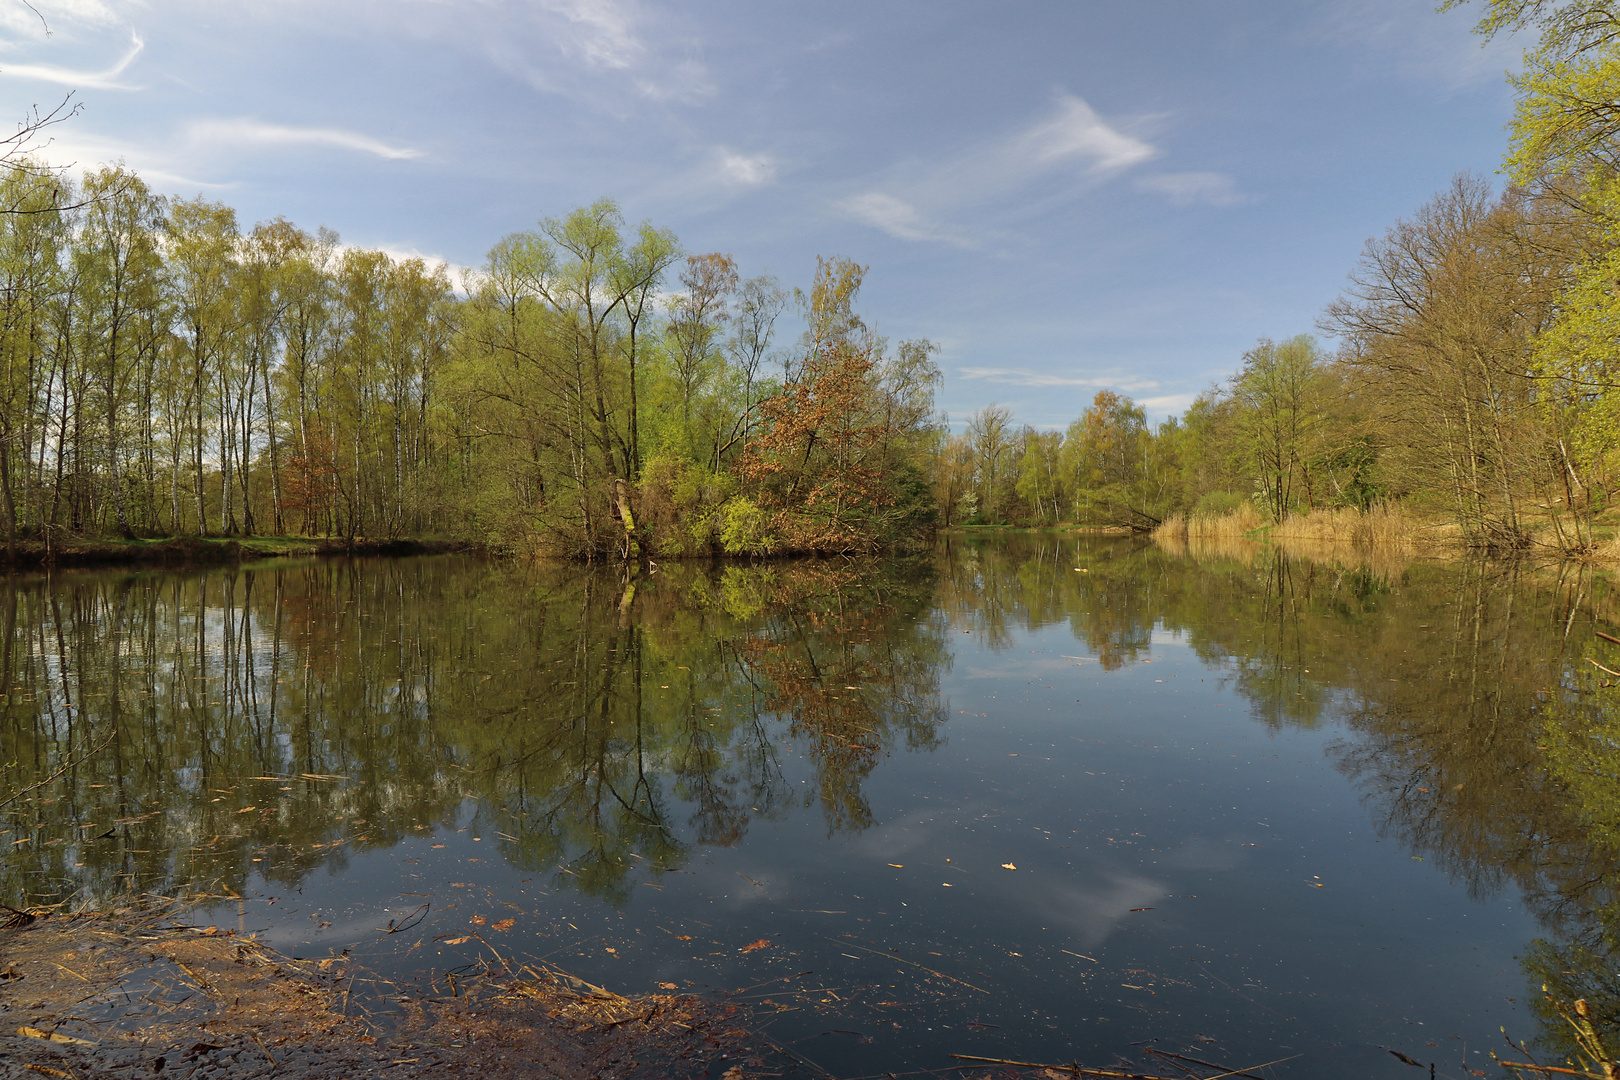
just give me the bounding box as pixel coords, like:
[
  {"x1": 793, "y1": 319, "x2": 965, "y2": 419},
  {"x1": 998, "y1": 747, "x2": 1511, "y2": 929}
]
[
  {"x1": 1157, "y1": 502, "x2": 1434, "y2": 554},
  {"x1": 1154, "y1": 503, "x2": 1264, "y2": 544},
  {"x1": 1596, "y1": 535, "x2": 1620, "y2": 564},
  {"x1": 1269, "y1": 503, "x2": 1425, "y2": 550},
  {"x1": 0, "y1": 903, "x2": 785, "y2": 1080}
]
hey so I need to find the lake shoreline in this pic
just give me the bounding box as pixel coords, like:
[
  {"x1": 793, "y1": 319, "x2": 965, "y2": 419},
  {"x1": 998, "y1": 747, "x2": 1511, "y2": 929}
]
[
  {"x1": 0, "y1": 536, "x2": 483, "y2": 570},
  {"x1": 1, "y1": 904, "x2": 789, "y2": 1080}
]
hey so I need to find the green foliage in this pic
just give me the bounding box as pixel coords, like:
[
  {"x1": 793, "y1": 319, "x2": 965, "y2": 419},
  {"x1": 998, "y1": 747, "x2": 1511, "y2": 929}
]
[
  {"x1": 0, "y1": 168, "x2": 953, "y2": 557},
  {"x1": 718, "y1": 496, "x2": 776, "y2": 556},
  {"x1": 1192, "y1": 490, "x2": 1248, "y2": 517}
]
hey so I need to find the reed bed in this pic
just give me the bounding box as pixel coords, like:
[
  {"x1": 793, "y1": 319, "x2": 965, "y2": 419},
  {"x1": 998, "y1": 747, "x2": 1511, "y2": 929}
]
[
  {"x1": 1155, "y1": 502, "x2": 1430, "y2": 552},
  {"x1": 1154, "y1": 503, "x2": 1264, "y2": 544}
]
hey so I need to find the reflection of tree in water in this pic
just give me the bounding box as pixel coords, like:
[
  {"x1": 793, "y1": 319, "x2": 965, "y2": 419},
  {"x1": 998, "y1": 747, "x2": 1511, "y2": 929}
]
[
  {"x1": 0, "y1": 555, "x2": 947, "y2": 911},
  {"x1": 725, "y1": 563, "x2": 948, "y2": 834},
  {"x1": 1152, "y1": 549, "x2": 1620, "y2": 1063},
  {"x1": 14, "y1": 539, "x2": 1620, "y2": 1061},
  {"x1": 936, "y1": 534, "x2": 1156, "y2": 669},
  {"x1": 929, "y1": 533, "x2": 1620, "y2": 1061}
]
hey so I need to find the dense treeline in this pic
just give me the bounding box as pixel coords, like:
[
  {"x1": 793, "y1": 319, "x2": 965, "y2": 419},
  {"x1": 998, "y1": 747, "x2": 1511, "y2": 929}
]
[
  {"x1": 15, "y1": 0, "x2": 1620, "y2": 559},
  {"x1": 941, "y1": 1, "x2": 1620, "y2": 553},
  {"x1": 0, "y1": 156, "x2": 941, "y2": 557}
]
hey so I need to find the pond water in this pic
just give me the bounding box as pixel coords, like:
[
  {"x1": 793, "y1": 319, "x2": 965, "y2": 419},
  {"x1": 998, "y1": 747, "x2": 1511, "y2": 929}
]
[{"x1": 3, "y1": 535, "x2": 1619, "y2": 1079}]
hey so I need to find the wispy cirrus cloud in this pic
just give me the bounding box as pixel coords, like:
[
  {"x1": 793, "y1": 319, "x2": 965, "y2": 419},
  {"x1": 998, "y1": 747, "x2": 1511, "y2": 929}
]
[
  {"x1": 0, "y1": 30, "x2": 142, "y2": 89},
  {"x1": 1137, "y1": 171, "x2": 1248, "y2": 208},
  {"x1": 183, "y1": 118, "x2": 422, "y2": 161},
  {"x1": 958, "y1": 366, "x2": 1161, "y2": 393},
  {"x1": 837, "y1": 192, "x2": 970, "y2": 246},
  {"x1": 535, "y1": 0, "x2": 643, "y2": 70},
  {"x1": 470, "y1": 0, "x2": 713, "y2": 105},
  {"x1": 24, "y1": 114, "x2": 424, "y2": 193},
  {"x1": 1008, "y1": 94, "x2": 1155, "y2": 175},
  {"x1": 839, "y1": 92, "x2": 1157, "y2": 244}
]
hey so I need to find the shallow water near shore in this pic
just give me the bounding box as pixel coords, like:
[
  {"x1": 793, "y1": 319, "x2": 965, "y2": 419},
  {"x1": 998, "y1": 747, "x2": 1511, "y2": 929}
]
[{"x1": 3, "y1": 536, "x2": 1617, "y2": 1078}]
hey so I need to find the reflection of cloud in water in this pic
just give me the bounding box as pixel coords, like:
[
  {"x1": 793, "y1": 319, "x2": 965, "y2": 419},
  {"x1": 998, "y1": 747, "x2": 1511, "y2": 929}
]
[
  {"x1": 852, "y1": 808, "x2": 1168, "y2": 949},
  {"x1": 1011, "y1": 873, "x2": 1165, "y2": 950},
  {"x1": 849, "y1": 808, "x2": 941, "y2": 860},
  {"x1": 719, "y1": 872, "x2": 784, "y2": 909}
]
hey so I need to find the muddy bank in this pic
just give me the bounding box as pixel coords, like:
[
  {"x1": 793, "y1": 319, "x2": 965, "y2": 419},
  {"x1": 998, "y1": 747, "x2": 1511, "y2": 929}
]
[
  {"x1": 0, "y1": 536, "x2": 480, "y2": 570},
  {"x1": 0, "y1": 905, "x2": 792, "y2": 1080}
]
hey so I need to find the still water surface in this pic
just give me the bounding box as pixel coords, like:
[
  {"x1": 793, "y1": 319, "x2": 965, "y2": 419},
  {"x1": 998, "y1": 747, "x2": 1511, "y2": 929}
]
[{"x1": 4, "y1": 535, "x2": 1618, "y2": 1078}]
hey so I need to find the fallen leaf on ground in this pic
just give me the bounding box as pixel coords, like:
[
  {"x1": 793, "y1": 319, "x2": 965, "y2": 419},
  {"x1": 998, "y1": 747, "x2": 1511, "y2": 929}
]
[
  {"x1": 492, "y1": 918, "x2": 515, "y2": 931},
  {"x1": 740, "y1": 939, "x2": 771, "y2": 953},
  {"x1": 658, "y1": 981, "x2": 679, "y2": 990},
  {"x1": 444, "y1": 936, "x2": 472, "y2": 945},
  {"x1": 1001, "y1": 863, "x2": 1016, "y2": 870},
  {"x1": 469, "y1": 915, "x2": 487, "y2": 925},
  {"x1": 888, "y1": 863, "x2": 903, "y2": 868}
]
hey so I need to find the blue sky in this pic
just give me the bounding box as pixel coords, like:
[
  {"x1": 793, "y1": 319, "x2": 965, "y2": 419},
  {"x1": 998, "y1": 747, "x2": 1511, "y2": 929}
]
[{"x1": 2, "y1": 0, "x2": 1523, "y2": 428}]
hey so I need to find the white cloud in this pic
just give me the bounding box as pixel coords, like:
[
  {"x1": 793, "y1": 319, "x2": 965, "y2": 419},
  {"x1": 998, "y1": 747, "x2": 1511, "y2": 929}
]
[
  {"x1": 713, "y1": 147, "x2": 777, "y2": 188},
  {"x1": 839, "y1": 93, "x2": 1159, "y2": 243},
  {"x1": 471, "y1": 0, "x2": 712, "y2": 104},
  {"x1": 1011, "y1": 94, "x2": 1156, "y2": 173},
  {"x1": 957, "y1": 366, "x2": 1160, "y2": 393},
  {"x1": 0, "y1": 30, "x2": 142, "y2": 89},
  {"x1": 21, "y1": 128, "x2": 228, "y2": 191},
  {"x1": 1140, "y1": 393, "x2": 1197, "y2": 415},
  {"x1": 369, "y1": 245, "x2": 478, "y2": 290},
  {"x1": 536, "y1": 0, "x2": 642, "y2": 70},
  {"x1": 838, "y1": 192, "x2": 970, "y2": 245},
  {"x1": 23, "y1": 115, "x2": 423, "y2": 193},
  {"x1": 183, "y1": 118, "x2": 422, "y2": 161},
  {"x1": 1137, "y1": 171, "x2": 1247, "y2": 208}
]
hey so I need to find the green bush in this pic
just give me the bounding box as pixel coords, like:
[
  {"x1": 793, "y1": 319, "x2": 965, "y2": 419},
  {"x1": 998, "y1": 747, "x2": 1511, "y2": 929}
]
[{"x1": 719, "y1": 496, "x2": 777, "y2": 556}]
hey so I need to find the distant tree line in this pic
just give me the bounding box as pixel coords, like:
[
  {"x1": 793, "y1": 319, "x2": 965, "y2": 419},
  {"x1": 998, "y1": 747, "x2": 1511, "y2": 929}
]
[
  {"x1": 0, "y1": 162, "x2": 941, "y2": 556},
  {"x1": 939, "y1": 0, "x2": 1620, "y2": 553}
]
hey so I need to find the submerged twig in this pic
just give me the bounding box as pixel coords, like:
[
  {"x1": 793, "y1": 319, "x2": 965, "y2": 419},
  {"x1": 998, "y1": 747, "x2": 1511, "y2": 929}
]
[
  {"x1": 1148, "y1": 1048, "x2": 1272, "y2": 1080},
  {"x1": 825, "y1": 937, "x2": 989, "y2": 994}
]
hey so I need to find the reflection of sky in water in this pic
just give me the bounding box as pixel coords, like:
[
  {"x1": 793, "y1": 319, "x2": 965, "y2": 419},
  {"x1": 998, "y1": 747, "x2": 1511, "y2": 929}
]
[{"x1": 3, "y1": 540, "x2": 1609, "y2": 1077}]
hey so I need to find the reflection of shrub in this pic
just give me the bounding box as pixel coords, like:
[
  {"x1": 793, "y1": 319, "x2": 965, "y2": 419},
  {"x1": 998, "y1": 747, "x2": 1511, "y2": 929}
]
[
  {"x1": 719, "y1": 497, "x2": 777, "y2": 556},
  {"x1": 718, "y1": 564, "x2": 776, "y2": 618}
]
